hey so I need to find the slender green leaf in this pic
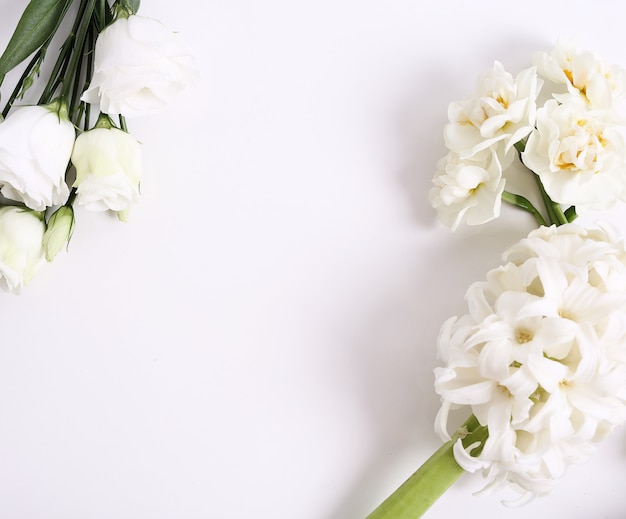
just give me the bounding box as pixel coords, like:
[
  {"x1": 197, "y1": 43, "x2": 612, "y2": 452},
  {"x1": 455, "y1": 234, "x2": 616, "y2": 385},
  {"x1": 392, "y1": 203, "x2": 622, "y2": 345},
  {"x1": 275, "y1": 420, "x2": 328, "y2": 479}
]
[{"x1": 0, "y1": 0, "x2": 72, "y2": 78}]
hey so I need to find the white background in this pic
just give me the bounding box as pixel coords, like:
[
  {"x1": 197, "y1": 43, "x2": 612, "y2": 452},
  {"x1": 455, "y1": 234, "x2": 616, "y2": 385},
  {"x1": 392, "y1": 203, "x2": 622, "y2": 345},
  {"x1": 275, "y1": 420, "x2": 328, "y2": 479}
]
[{"x1": 1, "y1": 0, "x2": 626, "y2": 518}]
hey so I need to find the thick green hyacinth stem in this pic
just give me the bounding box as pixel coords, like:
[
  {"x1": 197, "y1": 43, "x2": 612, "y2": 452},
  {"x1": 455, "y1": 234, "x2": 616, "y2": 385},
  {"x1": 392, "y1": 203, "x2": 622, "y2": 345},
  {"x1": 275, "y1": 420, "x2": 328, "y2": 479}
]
[{"x1": 366, "y1": 415, "x2": 488, "y2": 519}]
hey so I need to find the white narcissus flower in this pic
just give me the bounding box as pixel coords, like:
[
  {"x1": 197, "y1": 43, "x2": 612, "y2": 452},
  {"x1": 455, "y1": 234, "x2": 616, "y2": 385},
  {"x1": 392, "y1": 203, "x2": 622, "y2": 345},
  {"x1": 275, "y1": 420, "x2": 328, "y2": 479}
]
[
  {"x1": 522, "y1": 99, "x2": 626, "y2": 211},
  {"x1": 445, "y1": 62, "x2": 542, "y2": 158},
  {"x1": 81, "y1": 15, "x2": 198, "y2": 117},
  {"x1": 535, "y1": 38, "x2": 626, "y2": 112},
  {"x1": 429, "y1": 148, "x2": 509, "y2": 230},
  {"x1": 0, "y1": 102, "x2": 74, "y2": 211},
  {"x1": 71, "y1": 118, "x2": 142, "y2": 216},
  {"x1": 434, "y1": 223, "x2": 626, "y2": 499},
  {"x1": 0, "y1": 206, "x2": 46, "y2": 293}
]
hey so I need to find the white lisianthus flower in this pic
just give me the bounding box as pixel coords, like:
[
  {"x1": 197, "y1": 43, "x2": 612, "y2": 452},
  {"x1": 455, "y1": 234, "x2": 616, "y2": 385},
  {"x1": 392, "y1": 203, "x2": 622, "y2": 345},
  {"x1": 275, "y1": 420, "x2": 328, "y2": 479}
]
[
  {"x1": 445, "y1": 62, "x2": 542, "y2": 158},
  {"x1": 0, "y1": 206, "x2": 46, "y2": 293},
  {"x1": 0, "y1": 101, "x2": 74, "y2": 211},
  {"x1": 535, "y1": 38, "x2": 626, "y2": 112},
  {"x1": 434, "y1": 223, "x2": 626, "y2": 499},
  {"x1": 71, "y1": 118, "x2": 142, "y2": 216},
  {"x1": 429, "y1": 148, "x2": 509, "y2": 230},
  {"x1": 81, "y1": 15, "x2": 198, "y2": 117},
  {"x1": 522, "y1": 99, "x2": 626, "y2": 211}
]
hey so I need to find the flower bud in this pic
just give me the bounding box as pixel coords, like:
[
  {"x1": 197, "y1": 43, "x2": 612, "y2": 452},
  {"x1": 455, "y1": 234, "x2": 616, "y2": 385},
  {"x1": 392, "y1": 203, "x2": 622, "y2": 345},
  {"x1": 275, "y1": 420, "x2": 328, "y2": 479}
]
[{"x1": 43, "y1": 205, "x2": 75, "y2": 262}]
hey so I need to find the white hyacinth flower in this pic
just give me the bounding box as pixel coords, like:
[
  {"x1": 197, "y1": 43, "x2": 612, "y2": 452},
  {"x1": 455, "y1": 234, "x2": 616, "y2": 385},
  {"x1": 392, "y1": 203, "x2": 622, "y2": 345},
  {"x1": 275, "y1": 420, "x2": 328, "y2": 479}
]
[{"x1": 434, "y1": 223, "x2": 626, "y2": 499}]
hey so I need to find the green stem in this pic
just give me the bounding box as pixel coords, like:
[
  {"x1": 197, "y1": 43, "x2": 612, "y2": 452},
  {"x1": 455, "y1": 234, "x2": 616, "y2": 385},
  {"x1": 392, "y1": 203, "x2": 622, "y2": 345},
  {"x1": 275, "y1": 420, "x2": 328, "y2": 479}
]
[
  {"x1": 39, "y1": 0, "x2": 90, "y2": 104},
  {"x1": 59, "y1": 0, "x2": 96, "y2": 101},
  {"x1": 66, "y1": 187, "x2": 77, "y2": 207},
  {"x1": 119, "y1": 114, "x2": 128, "y2": 132},
  {"x1": 74, "y1": 25, "x2": 97, "y2": 130},
  {"x1": 366, "y1": 415, "x2": 488, "y2": 519},
  {"x1": 1, "y1": 48, "x2": 43, "y2": 117},
  {"x1": 69, "y1": 24, "x2": 94, "y2": 117},
  {"x1": 532, "y1": 174, "x2": 567, "y2": 226},
  {"x1": 502, "y1": 190, "x2": 547, "y2": 227},
  {"x1": 515, "y1": 145, "x2": 567, "y2": 227},
  {"x1": 93, "y1": 0, "x2": 114, "y2": 31}
]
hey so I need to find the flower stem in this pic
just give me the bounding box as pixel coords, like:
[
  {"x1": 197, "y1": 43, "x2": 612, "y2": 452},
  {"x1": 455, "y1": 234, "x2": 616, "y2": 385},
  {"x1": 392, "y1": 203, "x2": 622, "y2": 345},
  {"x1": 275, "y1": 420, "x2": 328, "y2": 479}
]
[
  {"x1": 366, "y1": 415, "x2": 487, "y2": 519},
  {"x1": 516, "y1": 145, "x2": 567, "y2": 227},
  {"x1": 1, "y1": 48, "x2": 43, "y2": 117},
  {"x1": 119, "y1": 114, "x2": 128, "y2": 132},
  {"x1": 39, "y1": 0, "x2": 91, "y2": 104},
  {"x1": 502, "y1": 191, "x2": 547, "y2": 227},
  {"x1": 59, "y1": 0, "x2": 96, "y2": 102},
  {"x1": 532, "y1": 174, "x2": 567, "y2": 226}
]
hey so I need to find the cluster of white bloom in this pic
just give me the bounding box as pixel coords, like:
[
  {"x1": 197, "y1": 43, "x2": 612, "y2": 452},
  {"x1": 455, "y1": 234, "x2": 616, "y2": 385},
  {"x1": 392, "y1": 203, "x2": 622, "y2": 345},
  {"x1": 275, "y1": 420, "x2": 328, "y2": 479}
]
[
  {"x1": 430, "y1": 40, "x2": 626, "y2": 228},
  {"x1": 524, "y1": 40, "x2": 626, "y2": 212},
  {"x1": 0, "y1": 6, "x2": 197, "y2": 293},
  {"x1": 434, "y1": 223, "x2": 626, "y2": 498},
  {"x1": 429, "y1": 61, "x2": 542, "y2": 230}
]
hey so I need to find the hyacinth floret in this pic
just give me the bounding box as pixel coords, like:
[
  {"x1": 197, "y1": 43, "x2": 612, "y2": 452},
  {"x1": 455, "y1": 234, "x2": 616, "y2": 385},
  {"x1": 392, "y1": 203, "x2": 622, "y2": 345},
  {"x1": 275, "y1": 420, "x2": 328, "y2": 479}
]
[{"x1": 434, "y1": 223, "x2": 626, "y2": 500}]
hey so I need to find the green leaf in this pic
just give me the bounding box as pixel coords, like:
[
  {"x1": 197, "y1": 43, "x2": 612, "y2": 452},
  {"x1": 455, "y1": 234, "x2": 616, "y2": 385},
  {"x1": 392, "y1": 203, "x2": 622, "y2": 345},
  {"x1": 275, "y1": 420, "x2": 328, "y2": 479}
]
[{"x1": 0, "y1": 0, "x2": 72, "y2": 81}]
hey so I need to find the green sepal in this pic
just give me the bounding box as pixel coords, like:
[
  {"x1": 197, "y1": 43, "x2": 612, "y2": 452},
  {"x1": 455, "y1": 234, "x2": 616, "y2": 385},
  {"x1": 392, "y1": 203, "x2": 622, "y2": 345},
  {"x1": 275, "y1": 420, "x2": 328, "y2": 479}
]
[
  {"x1": 113, "y1": 0, "x2": 140, "y2": 19},
  {"x1": 0, "y1": 0, "x2": 73, "y2": 82},
  {"x1": 94, "y1": 112, "x2": 117, "y2": 130},
  {"x1": 117, "y1": 209, "x2": 129, "y2": 222}
]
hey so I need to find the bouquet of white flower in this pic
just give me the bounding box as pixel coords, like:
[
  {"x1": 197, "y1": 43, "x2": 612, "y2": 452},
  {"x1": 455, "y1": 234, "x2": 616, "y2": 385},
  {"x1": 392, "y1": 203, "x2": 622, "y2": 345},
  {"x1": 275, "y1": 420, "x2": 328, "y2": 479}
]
[
  {"x1": 0, "y1": 0, "x2": 197, "y2": 293},
  {"x1": 368, "y1": 39, "x2": 626, "y2": 518}
]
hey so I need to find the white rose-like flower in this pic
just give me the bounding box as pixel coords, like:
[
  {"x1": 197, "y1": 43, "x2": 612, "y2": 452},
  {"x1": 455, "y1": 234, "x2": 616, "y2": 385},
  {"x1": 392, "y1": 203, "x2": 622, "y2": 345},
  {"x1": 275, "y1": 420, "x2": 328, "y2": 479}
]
[
  {"x1": 71, "y1": 122, "x2": 142, "y2": 215},
  {"x1": 535, "y1": 38, "x2": 626, "y2": 111},
  {"x1": 0, "y1": 206, "x2": 46, "y2": 293},
  {"x1": 522, "y1": 99, "x2": 626, "y2": 211},
  {"x1": 429, "y1": 148, "x2": 508, "y2": 230},
  {"x1": 435, "y1": 223, "x2": 626, "y2": 499},
  {"x1": 0, "y1": 102, "x2": 74, "y2": 211},
  {"x1": 81, "y1": 15, "x2": 198, "y2": 117},
  {"x1": 445, "y1": 62, "x2": 542, "y2": 158}
]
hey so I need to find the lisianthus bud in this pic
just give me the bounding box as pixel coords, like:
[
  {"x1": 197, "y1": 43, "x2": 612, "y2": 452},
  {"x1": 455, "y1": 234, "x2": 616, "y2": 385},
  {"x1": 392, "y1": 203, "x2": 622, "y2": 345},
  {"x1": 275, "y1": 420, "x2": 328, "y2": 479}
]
[
  {"x1": 81, "y1": 15, "x2": 198, "y2": 117},
  {"x1": 71, "y1": 119, "x2": 142, "y2": 215},
  {"x1": 0, "y1": 100, "x2": 74, "y2": 210},
  {"x1": 0, "y1": 206, "x2": 46, "y2": 293},
  {"x1": 43, "y1": 205, "x2": 74, "y2": 262}
]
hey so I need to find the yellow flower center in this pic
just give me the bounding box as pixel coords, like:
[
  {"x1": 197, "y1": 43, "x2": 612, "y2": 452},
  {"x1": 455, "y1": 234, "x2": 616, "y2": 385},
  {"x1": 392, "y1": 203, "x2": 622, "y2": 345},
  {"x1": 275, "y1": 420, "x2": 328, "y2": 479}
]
[{"x1": 515, "y1": 328, "x2": 533, "y2": 344}]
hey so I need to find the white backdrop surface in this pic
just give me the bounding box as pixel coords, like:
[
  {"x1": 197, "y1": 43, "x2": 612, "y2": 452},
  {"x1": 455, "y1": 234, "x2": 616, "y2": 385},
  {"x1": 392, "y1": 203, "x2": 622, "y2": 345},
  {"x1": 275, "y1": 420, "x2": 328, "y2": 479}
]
[{"x1": 1, "y1": 1, "x2": 626, "y2": 518}]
